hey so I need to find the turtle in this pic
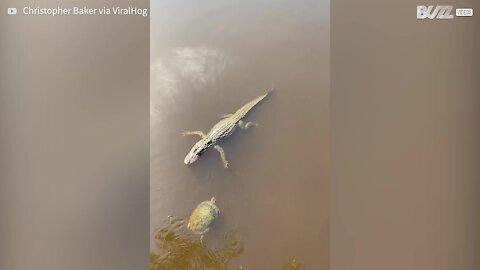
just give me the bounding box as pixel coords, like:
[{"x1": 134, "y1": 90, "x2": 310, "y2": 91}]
[{"x1": 187, "y1": 197, "x2": 220, "y2": 240}]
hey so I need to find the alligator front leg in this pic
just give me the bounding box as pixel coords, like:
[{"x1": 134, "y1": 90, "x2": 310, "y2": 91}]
[
  {"x1": 214, "y1": 145, "x2": 229, "y2": 168},
  {"x1": 238, "y1": 120, "x2": 258, "y2": 130},
  {"x1": 220, "y1": 113, "x2": 234, "y2": 119},
  {"x1": 181, "y1": 130, "x2": 207, "y2": 139}
]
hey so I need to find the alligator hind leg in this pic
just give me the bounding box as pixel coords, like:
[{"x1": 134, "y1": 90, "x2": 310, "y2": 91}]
[
  {"x1": 181, "y1": 130, "x2": 207, "y2": 139},
  {"x1": 214, "y1": 145, "x2": 229, "y2": 168},
  {"x1": 238, "y1": 120, "x2": 258, "y2": 130}
]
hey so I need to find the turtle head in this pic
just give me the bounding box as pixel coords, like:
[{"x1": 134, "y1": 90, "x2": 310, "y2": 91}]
[
  {"x1": 210, "y1": 197, "x2": 216, "y2": 203},
  {"x1": 184, "y1": 138, "x2": 211, "y2": 165}
]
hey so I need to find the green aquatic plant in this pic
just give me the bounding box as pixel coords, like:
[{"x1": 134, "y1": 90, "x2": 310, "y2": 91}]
[
  {"x1": 150, "y1": 217, "x2": 301, "y2": 270},
  {"x1": 282, "y1": 258, "x2": 301, "y2": 270},
  {"x1": 151, "y1": 217, "x2": 244, "y2": 270}
]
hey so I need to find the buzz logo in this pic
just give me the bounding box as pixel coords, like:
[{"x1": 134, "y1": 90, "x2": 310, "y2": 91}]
[{"x1": 417, "y1": 5, "x2": 454, "y2": 19}]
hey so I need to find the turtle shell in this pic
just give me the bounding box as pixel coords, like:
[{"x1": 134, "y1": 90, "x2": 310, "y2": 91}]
[{"x1": 187, "y1": 198, "x2": 220, "y2": 234}]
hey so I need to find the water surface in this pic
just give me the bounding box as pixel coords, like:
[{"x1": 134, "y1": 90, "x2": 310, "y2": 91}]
[{"x1": 150, "y1": 1, "x2": 329, "y2": 268}]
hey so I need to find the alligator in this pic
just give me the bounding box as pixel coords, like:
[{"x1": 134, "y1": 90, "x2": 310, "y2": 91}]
[{"x1": 182, "y1": 85, "x2": 274, "y2": 168}]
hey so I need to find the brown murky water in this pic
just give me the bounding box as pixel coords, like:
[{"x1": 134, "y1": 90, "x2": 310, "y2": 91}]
[{"x1": 150, "y1": 1, "x2": 329, "y2": 269}]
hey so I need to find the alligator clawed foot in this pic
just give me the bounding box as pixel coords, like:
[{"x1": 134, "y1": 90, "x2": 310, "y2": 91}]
[
  {"x1": 181, "y1": 130, "x2": 207, "y2": 138},
  {"x1": 214, "y1": 145, "x2": 229, "y2": 169},
  {"x1": 220, "y1": 113, "x2": 234, "y2": 119}
]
